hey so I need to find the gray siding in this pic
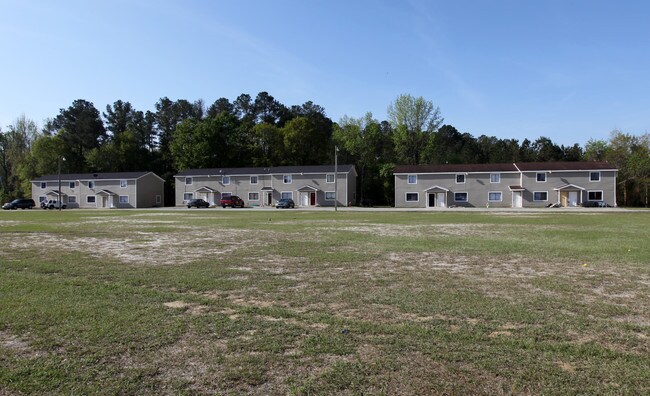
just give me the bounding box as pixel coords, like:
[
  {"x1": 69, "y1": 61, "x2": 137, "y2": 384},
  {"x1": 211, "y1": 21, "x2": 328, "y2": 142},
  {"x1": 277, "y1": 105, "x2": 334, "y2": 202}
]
[
  {"x1": 175, "y1": 170, "x2": 356, "y2": 207},
  {"x1": 394, "y1": 168, "x2": 617, "y2": 208}
]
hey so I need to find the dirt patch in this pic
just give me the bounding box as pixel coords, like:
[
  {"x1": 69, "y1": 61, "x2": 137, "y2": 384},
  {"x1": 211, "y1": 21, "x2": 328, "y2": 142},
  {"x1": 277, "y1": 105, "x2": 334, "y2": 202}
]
[
  {"x1": 163, "y1": 301, "x2": 209, "y2": 315},
  {"x1": 0, "y1": 330, "x2": 46, "y2": 359}
]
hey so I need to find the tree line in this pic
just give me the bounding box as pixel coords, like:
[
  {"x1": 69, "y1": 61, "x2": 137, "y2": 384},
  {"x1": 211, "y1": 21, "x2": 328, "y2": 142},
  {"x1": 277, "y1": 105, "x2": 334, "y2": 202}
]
[{"x1": 1, "y1": 93, "x2": 648, "y2": 206}]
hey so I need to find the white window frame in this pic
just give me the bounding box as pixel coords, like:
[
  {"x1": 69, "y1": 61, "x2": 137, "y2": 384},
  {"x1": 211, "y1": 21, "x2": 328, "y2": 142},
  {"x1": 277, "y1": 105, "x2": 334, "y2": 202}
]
[
  {"x1": 248, "y1": 192, "x2": 260, "y2": 201},
  {"x1": 250, "y1": 176, "x2": 258, "y2": 185},
  {"x1": 183, "y1": 192, "x2": 193, "y2": 201},
  {"x1": 590, "y1": 172, "x2": 601, "y2": 182},
  {"x1": 69, "y1": 181, "x2": 76, "y2": 189},
  {"x1": 455, "y1": 174, "x2": 466, "y2": 184},
  {"x1": 490, "y1": 173, "x2": 501, "y2": 183},
  {"x1": 533, "y1": 191, "x2": 548, "y2": 201},
  {"x1": 120, "y1": 179, "x2": 127, "y2": 188},
  {"x1": 405, "y1": 192, "x2": 419, "y2": 202},
  {"x1": 88, "y1": 181, "x2": 95, "y2": 189},
  {"x1": 588, "y1": 190, "x2": 603, "y2": 201},
  {"x1": 185, "y1": 177, "x2": 192, "y2": 185},
  {"x1": 488, "y1": 191, "x2": 502, "y2": 202},
  {"x1": 119, "y1": 195, "x2": 129, "y2": 204},
  {"x1": 536, "y1": 173, "x2": 547, "y2": 182},
  {"x1": 407, "y1": 175, "x2": 417, "y2": 184},
  {"x1": 222, "y1": 176, "x2": 230, "y2": 185},
  {"x1": 283, "y1": 175, "x2": 292, "y2": 184},
  {"x1": 39, "y1": 195, "x2": 47, "y2": 203},
  {"x1": 40, "y1": 182, "x2": 47, "y2": 189},
  {"x1": 326, "y1": 174, "x2": 335, "y2": 183},
  {"x1": 86, "y1": 195, "x2": 97, "y2": 204},
  {"x1": 281, "y1": 191, "x2": 293, "y2": 200},
  {"x1": 325, "y1": 191, "x2": 336, "y2": 200},
  {"x1": 454, "y1": 192, "x2": 468, "y2": 202},
  {"x1": 68, "y1": 196, "x2": 77, "y2": 204}
]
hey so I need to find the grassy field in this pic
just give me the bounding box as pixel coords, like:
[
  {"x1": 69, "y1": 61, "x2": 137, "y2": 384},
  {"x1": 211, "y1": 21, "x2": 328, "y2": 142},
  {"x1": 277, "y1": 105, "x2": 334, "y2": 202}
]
[{"x1": 1, "y1": 209, "x2": 649, "y2": 395}]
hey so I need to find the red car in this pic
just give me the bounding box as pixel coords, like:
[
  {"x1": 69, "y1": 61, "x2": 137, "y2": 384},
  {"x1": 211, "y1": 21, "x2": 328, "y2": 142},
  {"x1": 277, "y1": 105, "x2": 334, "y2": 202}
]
[{"x1": 219, "y1": 195, "x2": 245, "y2": 208}]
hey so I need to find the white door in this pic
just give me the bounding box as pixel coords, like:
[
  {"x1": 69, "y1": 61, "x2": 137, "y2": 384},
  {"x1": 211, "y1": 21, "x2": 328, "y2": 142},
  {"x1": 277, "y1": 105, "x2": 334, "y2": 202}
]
[
  {"x1": 512, "y1": 191, "x2": 522, "y2": 208},
  {"x1": 569, "y1": 191, "x2": 578, "y2": 207},
  {"x1": 301, "y1": 193, "x2": 309, "y2": 206},
  {"x1": 437, "y1": 193, "x2": 446, "y2": 208}
]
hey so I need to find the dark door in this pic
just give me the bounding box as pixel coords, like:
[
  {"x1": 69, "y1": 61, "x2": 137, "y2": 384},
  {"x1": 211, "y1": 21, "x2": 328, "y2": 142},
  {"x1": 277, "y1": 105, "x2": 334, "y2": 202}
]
[{"x1": 428, "y1": 193, "x2": 436, "y2": 207}]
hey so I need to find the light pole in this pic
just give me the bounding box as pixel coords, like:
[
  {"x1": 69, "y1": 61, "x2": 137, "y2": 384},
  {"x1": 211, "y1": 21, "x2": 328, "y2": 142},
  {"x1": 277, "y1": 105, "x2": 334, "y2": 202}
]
[{"x1": 334, "y1": 146, "x2": 339, "y2": 212}]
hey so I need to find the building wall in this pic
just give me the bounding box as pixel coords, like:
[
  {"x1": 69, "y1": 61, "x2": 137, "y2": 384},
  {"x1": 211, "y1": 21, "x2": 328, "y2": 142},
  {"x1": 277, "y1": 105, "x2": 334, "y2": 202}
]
[
  {"x1": 395, "y1": 171, "x2": 521, "y2": 208},
  {"x1": 136, "y1": 173, "x2": 165, "y2": 208},
  {"x1": 394, "y1": 169, "x2": 617, "y2": 208},
  {"x1": 175, "y1": 171, "x2": 354, "y2": 207}
]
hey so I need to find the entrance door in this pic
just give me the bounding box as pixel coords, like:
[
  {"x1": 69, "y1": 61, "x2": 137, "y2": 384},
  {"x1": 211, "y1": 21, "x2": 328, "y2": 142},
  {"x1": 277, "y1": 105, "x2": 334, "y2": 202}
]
[
  {"x1": 266, "y1": 192, "x2": 272, "y2": 206},
  {"x1": 512, "y1": 191, "x2": 522, "y2": 208},
  {"x1": 101, "y1": 196, "x2": 108, "y2": 208},
  {"x1": 428, "y1": 193, "x2": 436, "y2": 208},
  {"x1": 569, "y1": 191, "x2": 578, "y2": 207},
  {"x1": 301, "y1": 193, "x2": 309, "y2": 206},
  {"x1": 437, "y1": 193, "x2": 446, "y2": 208},
  {"x1": 310, "y1": 192, "x2": 316, "y2": 206}
]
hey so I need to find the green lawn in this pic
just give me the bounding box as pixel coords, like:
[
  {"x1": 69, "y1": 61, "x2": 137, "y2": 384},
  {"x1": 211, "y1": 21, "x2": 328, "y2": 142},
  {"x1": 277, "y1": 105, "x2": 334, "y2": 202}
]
[{"x1": 1, "y1": 209, "x2": 649, "y2": 395}]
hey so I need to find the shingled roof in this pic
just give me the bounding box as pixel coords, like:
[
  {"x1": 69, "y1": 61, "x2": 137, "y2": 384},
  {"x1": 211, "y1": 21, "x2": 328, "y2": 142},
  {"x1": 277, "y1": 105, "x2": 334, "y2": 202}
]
[
  {"x1": 394, "y1": 161, "x2": 615, "y2": 174},
  {"x1": 175, "y1": 164, "x2": 356, "y2": 177},
  {"x1": 32, "y1": 171, "x2": 158, "y2": 182}
]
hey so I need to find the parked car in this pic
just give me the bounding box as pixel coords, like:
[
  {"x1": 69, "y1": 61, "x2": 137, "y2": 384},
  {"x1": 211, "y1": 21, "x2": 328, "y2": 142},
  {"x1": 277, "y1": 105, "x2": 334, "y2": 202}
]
[
  {"x1": 220, "y1": 195, "x2": 245, "y2": 208},
  {"x1": 41, "y1": 199, "x2": 67, "y2": 210},
  {"x1": 187, "y1": 198, "x2": 210, "y2": 208},
  {"x1": 276, "y1": 198, "x2": 295, "y2": 209},
  {"x1": 359, "y1": 198, "x2": 374, "y2": 207},
  {"x1": 2, "y1": 198, "x2": 36, "y2": 210}
]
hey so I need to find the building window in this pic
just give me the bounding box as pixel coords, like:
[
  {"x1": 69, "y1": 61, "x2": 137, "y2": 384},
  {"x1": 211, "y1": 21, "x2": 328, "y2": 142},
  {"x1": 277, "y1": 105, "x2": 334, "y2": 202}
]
[
  {"x1": 39, "y1": 196, "x2": 46, "y2": 203},
  {"x1": 406, "y1": 175, "x2": 417, "y2": 184},
  {"x1": 590, "y1": 172, "x2": 601, "y2": 182},
  {"x1": 454, "y1": 192, "x2": 468, "y2": 202},
  {"x1": 89, "y1": 181, "x2": 95, "y2": 189},
  {"x1": 281, "y1": 191, "x2": 293, "y2": 200},
  {"x1": 250, "y1": 176, "x2": 258, "y2": 184},
  {"x1": 68, "y1": 196, "x2": 77, "y2": 204},
  {"x1": 405, "y1": 193, "x2": 419, "y2": 202},
  {"x1": 185, "y1": 177, "x2": 192, "y2": 185},
  {"x1": 283, "y1": 175, "x2": 292, "y2": 184},
  {"x1": 222, "y1": 176, "x2": 230, "y2": 185},
  {"x1": 326, "y1": 174, "x2": 335, "y2": 183},
  {"x1": 87, "y1": 195, "x2": 96, "y2": 204},
  {"x1": 120, "y1": 180, "x2": 127, "y2": 188},
  {"x1": 40, "y1": 182, "x2": 47, "y2": 189},
  {"x1": 183, "y1": 193, "x2": 193, "y2": 201},
  {"x1": 490, "y1": 173, "x2": 501, "y2": 183},
  {"x1": 119, "y1": 196, "x2": 129, "y2": 204},
  {"x1": 456, "y1": 174, "x2": 466, "y2": 184},
  {"x1": 533, "y1": 191, "x2": 548, "y2": 201},
  {"x1": 588, "y1": 191, "x2": 603, "y2": 201},
  {"x1": 156, "y1": 195, "x2": 162, "y2": 204},
  {"x1": 221, "y1": 192, "x2": 232, "y2": 199},
  {"x1": 249, "y1": 192, "x2": 259, "y2": 201},
  {"x1": 325, "y1": 191, "x2": 336, "y2": 200},
  {"x1": 69, "y1": 182, "x2": 75, "y2": 189},
  {"x1": 536, "y1": 173, "x2": 546, "y2": 182},
  {"x1": 488, "y1": 192, "x2": 502, "y2": 202}
]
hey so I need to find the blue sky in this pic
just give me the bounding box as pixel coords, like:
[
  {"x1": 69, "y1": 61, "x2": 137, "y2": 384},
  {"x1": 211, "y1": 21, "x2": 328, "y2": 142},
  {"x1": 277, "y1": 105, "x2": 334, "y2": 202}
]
[{"x1": 1, "y1": 0, "x2": 649, "y2": 146}]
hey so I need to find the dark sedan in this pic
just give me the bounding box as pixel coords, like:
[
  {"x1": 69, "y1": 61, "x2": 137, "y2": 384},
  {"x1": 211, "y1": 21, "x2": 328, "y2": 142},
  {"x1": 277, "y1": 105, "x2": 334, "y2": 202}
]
[
  {"x1": 187, "y1": 198, "x2": 210, "y2": 208},
  {"x1": 276, "y1": 198, "x2": 295, "y2": 209}
]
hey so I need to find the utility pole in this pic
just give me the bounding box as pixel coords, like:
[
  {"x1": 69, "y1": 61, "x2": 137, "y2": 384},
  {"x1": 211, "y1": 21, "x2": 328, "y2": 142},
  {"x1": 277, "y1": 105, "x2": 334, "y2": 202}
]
[{"x1": 334, "y1": 146, "x2": 339, "y2": 212}]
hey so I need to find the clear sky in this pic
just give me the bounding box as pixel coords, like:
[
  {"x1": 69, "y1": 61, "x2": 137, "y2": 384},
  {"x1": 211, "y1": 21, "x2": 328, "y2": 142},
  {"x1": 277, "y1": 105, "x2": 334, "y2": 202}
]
[{"x1": 1, "y1": 0, "x2": 649, "y2": 146}]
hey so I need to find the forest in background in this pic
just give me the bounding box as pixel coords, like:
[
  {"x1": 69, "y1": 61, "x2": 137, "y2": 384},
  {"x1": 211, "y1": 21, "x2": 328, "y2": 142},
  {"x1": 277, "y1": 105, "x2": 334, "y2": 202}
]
[{"x1": 1, "y1": 93, "x2": 648, "y2": 206}]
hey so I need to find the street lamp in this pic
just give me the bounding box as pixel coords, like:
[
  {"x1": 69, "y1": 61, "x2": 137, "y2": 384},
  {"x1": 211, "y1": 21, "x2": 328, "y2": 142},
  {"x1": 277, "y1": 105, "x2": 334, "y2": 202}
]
[{"x1": 334, "y1": 146, "x2": 339, "y2": 212}]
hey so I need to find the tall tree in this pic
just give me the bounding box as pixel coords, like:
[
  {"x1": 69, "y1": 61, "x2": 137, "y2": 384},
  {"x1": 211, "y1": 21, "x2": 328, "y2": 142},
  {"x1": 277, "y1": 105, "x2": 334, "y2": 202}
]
[
  {"x1": 47, "y1": 99, "x2": 106, "y2": 172},
  {"x1": 387, "y1": 94, "x2": 442, "y2": 164}
]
